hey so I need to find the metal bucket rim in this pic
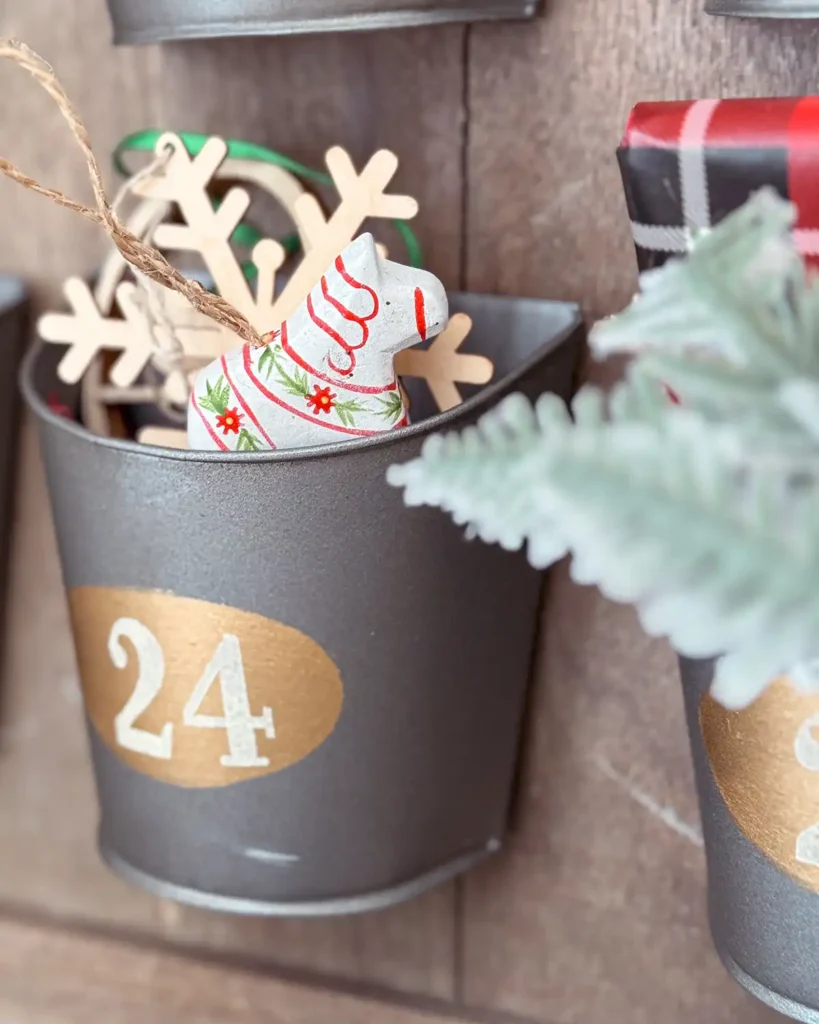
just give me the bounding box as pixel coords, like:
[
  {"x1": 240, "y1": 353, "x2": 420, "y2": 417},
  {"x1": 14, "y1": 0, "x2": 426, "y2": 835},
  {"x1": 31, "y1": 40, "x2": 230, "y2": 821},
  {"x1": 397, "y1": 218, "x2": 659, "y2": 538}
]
[{"x1": 21, "y1": 297, "x2": 581, "y2": 466}]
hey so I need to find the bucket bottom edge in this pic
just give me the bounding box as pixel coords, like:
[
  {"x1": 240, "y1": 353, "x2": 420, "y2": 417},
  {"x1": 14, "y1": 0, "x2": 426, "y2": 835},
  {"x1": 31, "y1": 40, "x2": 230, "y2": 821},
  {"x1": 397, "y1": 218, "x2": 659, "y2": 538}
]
[
  {"x1": 99, "y1": 840, "x2": 500, "y2": 918},
  {"x1": 714, "y1": 942, "x2": 819, "y2": 1023}
]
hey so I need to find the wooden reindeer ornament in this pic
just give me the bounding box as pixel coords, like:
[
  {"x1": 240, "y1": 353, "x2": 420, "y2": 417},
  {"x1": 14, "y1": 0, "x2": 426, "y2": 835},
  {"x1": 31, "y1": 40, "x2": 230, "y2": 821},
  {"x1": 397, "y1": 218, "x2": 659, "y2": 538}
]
[{"x1": 189, "y1": 233, "x2": 448, "y2": 451}]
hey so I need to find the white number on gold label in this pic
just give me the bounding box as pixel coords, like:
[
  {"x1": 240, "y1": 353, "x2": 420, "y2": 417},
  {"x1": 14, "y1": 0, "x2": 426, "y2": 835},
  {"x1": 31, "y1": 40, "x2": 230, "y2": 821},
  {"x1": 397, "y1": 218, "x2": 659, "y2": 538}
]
[
  {"x1": 795, "y1": 712, "x2": 819, "y2": 865},
  {"x1": 110, "y1": 617, "x2": 174, "y2": 760},
  {"x1": 182, "y1": 632, "x2": 275, "y2": 767},
  {"x1": 109, "y1": 620, "x2": 275, "y2": 766}
]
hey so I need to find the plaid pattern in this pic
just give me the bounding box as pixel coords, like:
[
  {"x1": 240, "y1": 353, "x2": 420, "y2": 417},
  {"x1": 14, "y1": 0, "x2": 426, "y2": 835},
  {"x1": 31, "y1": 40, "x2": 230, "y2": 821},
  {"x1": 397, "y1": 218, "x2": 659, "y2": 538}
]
[{"x1": 618, "y1": 97, "x2": 819, "y2": 272}]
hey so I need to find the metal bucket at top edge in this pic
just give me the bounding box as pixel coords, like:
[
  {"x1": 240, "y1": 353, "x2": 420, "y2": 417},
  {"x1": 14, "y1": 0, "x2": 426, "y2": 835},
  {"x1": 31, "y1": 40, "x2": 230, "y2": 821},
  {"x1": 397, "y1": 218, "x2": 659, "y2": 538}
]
[
  {"x1": 105, "y1": 0, "x2": 540, "y2": 43},
  {"x1": 22, "y1": 292, "x2": 582, "y2": 917},
  {"x1": 706, "y1": 0, "x2": 819, "y2": 16}
]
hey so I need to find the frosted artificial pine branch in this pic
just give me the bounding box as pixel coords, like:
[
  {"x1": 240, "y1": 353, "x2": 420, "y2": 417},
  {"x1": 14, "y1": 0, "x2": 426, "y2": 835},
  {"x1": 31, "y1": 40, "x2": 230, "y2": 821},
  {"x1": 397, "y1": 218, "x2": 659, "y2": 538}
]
[
  {"x1": 388, "y1": 189, "x2": 819, "y2": 709},
  {"x1": 599, "y1": 189, "x2": 819, "y2": 452}
]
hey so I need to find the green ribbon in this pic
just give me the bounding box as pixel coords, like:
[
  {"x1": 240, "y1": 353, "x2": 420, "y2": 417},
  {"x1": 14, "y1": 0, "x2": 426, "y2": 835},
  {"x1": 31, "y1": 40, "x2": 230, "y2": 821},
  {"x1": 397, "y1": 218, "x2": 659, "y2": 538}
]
[{"x1": 112, "y1": 129, "x2": 424, "y2": 269}]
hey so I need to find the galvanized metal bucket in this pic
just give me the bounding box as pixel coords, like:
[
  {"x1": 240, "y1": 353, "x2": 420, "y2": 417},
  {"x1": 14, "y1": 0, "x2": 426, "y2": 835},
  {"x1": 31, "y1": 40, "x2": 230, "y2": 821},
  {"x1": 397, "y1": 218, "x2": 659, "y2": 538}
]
[
  {"x1": 105, "y1": 0, "x2": 540, "y2": 43},
  {"x1": 706, "y1": 0, "x2": 819, "y2": 16},
  {"x1": 22, "y1": 293, "x2": 582, "y2": 917},
  {"x1": 0, "y1": 277, "x2": 28, "y2": 614},
  {"x1": 680, "y1": 656, "x2": 819, "y2": 1022}
]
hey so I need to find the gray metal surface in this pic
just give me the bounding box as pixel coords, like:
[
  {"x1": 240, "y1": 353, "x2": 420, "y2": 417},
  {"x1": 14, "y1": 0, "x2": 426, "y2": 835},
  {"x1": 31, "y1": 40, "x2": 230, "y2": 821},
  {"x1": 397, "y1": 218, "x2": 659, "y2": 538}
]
[
  {"x1": 106, "y1": 0, "x2": 540, "y2": 43},
  {"x1": 23, "y1": 292, "x2": 582, "y2": 916},
  {"x1": 101, "y1": 841, "x2": 497, "y2": 916},
  {"x1": 706, "y1": 0, "x2": 819, "y2": 15},
  {"x1": 0, "y1": 278, "x2": 27, "y2": 626},
  {"x1": 680, "y1": 657, "x2": 819, "y2": 1022}
]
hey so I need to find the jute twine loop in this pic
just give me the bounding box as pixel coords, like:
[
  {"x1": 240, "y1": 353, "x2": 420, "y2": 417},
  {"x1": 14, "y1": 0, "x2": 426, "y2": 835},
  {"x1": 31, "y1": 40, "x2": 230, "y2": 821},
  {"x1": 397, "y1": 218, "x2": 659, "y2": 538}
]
[{"x1": 0, "y1": 38, "x2": 265, "y2": 347}]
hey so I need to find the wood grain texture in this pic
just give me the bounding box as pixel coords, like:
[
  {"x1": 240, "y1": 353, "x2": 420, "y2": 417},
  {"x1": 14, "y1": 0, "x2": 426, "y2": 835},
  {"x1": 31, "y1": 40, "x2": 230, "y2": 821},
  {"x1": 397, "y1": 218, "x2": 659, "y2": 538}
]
[
  {"x1": 461, "y1": 2, "x2": 819, "y2": 1021},
  {"x1": 0, "y1": 1, "x2": 162, "y2": 300},
  {"x1": 0, "y1": 914, "x2": 475, "y2": 1024},
  {"x1": 159, "y1": 30, "x2": 466, "y2": 289}
]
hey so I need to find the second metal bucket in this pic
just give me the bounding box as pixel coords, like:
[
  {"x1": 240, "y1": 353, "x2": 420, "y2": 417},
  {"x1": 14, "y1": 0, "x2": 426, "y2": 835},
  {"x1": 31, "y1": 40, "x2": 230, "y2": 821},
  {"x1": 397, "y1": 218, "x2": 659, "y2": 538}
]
[
  {"x1": 681, "y1": 656, "x2": 819, "y2": 1022},
  {"x1": 24, "y1": 293, "x2": 581, "y2": 916}
]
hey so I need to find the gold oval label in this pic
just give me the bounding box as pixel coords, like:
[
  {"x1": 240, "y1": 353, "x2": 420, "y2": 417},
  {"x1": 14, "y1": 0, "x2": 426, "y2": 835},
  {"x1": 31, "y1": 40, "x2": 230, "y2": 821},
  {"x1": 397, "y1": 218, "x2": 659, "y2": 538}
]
[
  {"x1": 68, "y1": 587, "x2": 343, "y2": 788},
  {"x1": 701, "y1": 679, "x2": 819, "y2": 890}
]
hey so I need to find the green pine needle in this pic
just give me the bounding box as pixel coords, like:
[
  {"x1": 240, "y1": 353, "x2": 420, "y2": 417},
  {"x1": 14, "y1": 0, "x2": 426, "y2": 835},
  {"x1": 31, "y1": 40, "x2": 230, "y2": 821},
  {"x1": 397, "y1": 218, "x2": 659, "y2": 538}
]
[
  {"x1": 237, "y1": 428, "x2": 262, "y2": 451},
  {"x1": 258, "y1": 346, "x2": 276, "y2": 381},
  {"x1": 335, "y1": 398, "x2": 367, "y2": 428},
  {"x1": 274, "y1": 356, "x2": 310, "y2": 398},
  {"x1": 375, "y1": 391, "x2": 404, "y2": 422},
  {"x1": 198, "y1": 375, "x2": 230, "y2": 415}
]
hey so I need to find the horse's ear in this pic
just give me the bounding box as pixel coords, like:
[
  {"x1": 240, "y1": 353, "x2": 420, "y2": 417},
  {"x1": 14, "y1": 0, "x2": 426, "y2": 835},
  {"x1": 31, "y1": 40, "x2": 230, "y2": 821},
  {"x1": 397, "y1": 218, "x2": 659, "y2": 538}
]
[{"x1": 343, "y1": 232, "x2": 380, "y2": 274}]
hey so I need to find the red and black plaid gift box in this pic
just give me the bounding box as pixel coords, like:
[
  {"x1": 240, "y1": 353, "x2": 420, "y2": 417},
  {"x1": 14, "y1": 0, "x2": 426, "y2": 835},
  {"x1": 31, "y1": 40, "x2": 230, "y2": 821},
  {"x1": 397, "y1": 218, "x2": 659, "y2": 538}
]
[{"x1": 618, "y1": 97, "x2": 819, "y2": 272}]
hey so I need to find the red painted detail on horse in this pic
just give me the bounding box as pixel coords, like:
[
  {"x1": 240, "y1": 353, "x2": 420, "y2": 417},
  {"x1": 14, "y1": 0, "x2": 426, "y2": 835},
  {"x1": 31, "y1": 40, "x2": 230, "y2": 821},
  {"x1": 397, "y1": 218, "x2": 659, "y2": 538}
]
[
  {"x1": 190, "y1": 392, "x2": 229, "y2": 451},
  {"x1": 320, "y1": 275, "x2": 374, "y2": 364},
  {"x1": 413, "y1": 287, "x2": 427, "y2": 341},
  {"x1": 280, "y1": 321, "x2": 396, "y2": 395},
  {"x1": 220, "y1": 355, "x2": 276, "y2": 449},
  {"x1": 324, "y1": 259, "x2": 378, "y2": 374},
  {"x1": 306, "y1": 293, "x2": 356, "y2": 376},
  {"x1": 295, "y1": 257, "x2": 381, "y2": 376},
  {"x1": 327, "y1": 256, "x2": 379, "y2": 339},
  {"x1": 282, "y1": 255, "x2": 383, "y2": 378},
  {"x1": 335, "y1": 255, "x2": 380, "y2": 318},
  {"x1": 243, "y1": 345, "x2": 380, "y2": 438}
]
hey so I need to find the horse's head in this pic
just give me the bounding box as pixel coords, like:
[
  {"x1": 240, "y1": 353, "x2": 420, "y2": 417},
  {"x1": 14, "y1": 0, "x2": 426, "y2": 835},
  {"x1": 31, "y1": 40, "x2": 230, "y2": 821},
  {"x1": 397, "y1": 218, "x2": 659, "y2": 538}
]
[
  {"x1": 279, "y1": 233, "x2": 449, "y2": 382},
  {"x1": 364, "y1": 235, "x2": 449, "y2": 354}
]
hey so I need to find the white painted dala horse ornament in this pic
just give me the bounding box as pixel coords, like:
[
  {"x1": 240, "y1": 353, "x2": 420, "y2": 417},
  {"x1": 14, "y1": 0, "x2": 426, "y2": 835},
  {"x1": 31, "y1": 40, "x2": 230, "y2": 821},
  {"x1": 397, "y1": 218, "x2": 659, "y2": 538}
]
[{"x1": 188, "y1": 233, "x2": 448, "y2": 451}]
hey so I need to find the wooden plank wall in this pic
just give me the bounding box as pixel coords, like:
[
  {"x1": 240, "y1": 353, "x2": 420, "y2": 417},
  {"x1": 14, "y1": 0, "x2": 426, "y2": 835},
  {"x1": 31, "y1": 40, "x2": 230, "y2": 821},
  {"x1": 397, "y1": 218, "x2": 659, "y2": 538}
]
[{"x1": 0, "y1": 0, "x2": 813, "y2": 1020}]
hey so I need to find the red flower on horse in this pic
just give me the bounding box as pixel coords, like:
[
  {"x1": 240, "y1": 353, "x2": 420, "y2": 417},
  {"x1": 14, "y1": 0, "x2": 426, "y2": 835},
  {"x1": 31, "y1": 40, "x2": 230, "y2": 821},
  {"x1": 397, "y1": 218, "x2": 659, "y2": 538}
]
[
  {"x1": 216, "y1": 408, "x2": 242, "y2": 434},
  {"x1": 306, "y1": 385, "x2": 337, "y2": 415}
]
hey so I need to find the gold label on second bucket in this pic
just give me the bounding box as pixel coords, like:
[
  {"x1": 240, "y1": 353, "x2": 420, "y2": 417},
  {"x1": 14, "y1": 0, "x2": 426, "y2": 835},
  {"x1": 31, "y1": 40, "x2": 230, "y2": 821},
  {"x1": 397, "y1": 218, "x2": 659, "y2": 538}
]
[
  {"x1": 68, "y1": 587, "x2": 344, "y2": 788},
  {"x1": 701, "y1": 680, "x2": 819, "y2": 890}
]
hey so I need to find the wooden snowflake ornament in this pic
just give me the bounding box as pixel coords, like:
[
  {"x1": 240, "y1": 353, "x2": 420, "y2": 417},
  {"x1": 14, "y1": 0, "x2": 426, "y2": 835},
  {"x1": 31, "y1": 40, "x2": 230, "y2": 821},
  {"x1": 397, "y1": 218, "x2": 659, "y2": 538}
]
[
  {"x1": 395, "y1": 313, "x2": 493, "y2": 411},
  {"x1": 188, "y1": 233, "x2": 448, "y2": 451},
  {"x1": 39, "y1": 278, "x2": 156, "y2": 387},
  {"x1": 33, "y1": 128, "x2": 494, "y2": 448}
]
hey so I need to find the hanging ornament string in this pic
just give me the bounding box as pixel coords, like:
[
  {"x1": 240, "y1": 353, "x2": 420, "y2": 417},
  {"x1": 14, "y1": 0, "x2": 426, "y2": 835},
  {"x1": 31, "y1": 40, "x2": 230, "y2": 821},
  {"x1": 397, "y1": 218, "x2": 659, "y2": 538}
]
[
  {"x1": 0, "y1": 38, "x2": 266, "y2": 348},
  {"x1": 113, "y1": 130, "x2": 425, "y2": 269}
]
